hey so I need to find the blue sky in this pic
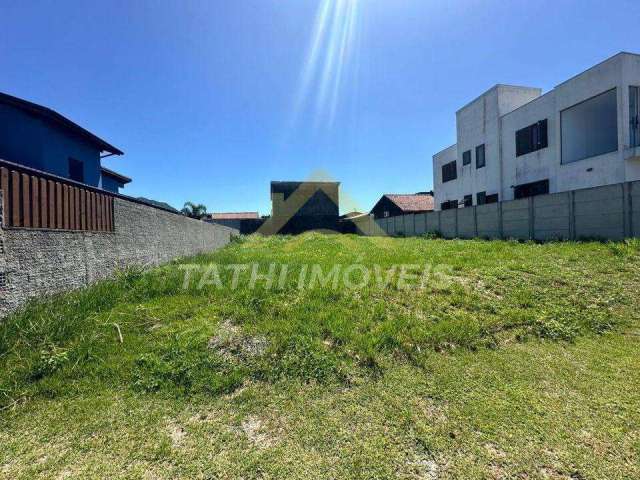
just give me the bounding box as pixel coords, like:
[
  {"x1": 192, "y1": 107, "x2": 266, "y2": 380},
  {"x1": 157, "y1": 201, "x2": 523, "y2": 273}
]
[{"x1": 2, "y1": 0, "x2": 639, "y2": 214}]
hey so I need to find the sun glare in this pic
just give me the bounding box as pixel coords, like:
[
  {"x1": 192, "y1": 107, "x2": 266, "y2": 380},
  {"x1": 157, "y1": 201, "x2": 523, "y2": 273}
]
[{"x1": 292, "y1": 0, "x2": 362, "y2": 132}]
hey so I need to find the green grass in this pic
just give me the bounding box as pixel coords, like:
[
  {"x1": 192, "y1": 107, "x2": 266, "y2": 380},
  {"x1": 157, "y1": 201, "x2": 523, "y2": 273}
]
[{"x1": 1, "y1": 233, "x2": 639, "y2": 479}]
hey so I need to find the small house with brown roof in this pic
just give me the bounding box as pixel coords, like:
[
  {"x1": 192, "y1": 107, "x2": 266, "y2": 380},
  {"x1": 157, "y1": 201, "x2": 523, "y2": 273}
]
[{"x1": 370, "y1": 192, "x2": 434, "y2": 219}]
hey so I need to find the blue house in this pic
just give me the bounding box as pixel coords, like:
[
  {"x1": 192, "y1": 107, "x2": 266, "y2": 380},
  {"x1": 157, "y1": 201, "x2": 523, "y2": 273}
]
[
  {"x1": 0, "y1": 91, "x2": 130, "y2": 193},
  {"x1": 100, "y1": 167, "x2": 132, "y2": 194}
]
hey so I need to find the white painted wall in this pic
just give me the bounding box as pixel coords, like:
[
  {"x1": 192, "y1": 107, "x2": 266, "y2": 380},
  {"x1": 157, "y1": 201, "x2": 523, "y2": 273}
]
[
  {"x1": 432, "y1": 144, "x2": 457, "y2": 208},
  {"x1": 434, "y1": 85, "x2": 541, "y2": 208},
  {"x1": 432, "y1": 52, "x2": 640, "y2": 209},
  {"x1": 501, "y1": 90, "x2": 556, "y2": 198}
]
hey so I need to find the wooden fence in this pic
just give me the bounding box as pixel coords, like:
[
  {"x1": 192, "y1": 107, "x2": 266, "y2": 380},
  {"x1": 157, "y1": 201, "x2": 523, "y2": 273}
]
[{"x1": 0, "y1": 162, "x2": 114, "y2": 232}]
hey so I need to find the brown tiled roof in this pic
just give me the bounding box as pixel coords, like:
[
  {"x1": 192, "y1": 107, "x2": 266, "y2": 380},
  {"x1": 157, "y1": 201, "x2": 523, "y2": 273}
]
[
  {"x1": 210, "y1": 212, "x2": 259, "y2": 220},
  {"x1": 384, "y1": 194, "x2": 434, "y2": 212}
]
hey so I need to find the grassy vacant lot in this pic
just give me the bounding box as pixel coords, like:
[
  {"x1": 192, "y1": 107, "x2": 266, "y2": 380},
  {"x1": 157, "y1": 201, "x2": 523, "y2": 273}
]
[{"x1": 1, "y1": 234, "x2": 639, "y2": 479}]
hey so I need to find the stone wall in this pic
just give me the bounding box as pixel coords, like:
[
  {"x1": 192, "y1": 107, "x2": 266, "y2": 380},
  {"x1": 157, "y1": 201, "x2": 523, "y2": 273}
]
[{"x1": 0, "y1": 195, "x2": 237, "y2": 317}]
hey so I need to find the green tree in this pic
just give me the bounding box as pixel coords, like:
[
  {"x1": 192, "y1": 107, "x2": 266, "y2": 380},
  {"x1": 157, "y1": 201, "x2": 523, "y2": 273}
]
[{"x1": 181, "y1": 202, "x2": 208, "y2": 220}]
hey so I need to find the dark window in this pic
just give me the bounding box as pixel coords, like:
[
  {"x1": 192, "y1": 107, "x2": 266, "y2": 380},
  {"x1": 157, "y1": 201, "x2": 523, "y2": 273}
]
[
  {"x1": 516, "y1": 119, "x2": 548, "y2": 156},
  {"x1": 561, "y1": 88, "x2": 618, "y2": 164},
  {"x1": 477, "y1": 192, "x2": 498, "y2": 205},
  {"x1": 68, "y1": 158, "x2": 84, "y2": 183},
  {"x1": 463, "y1": 195, "x2": 473, "y2": 207},
  {"x1": 462, "y1": 150, "x2": 471, "y2": 165},
  {"x1": 631, "y1": 86, "x2": 640, "y2": 148},
  {"x1": 514, "y1": 179, "x2": 549, "y2": 199},
  {"x1": 441, "y1": 200, "x2": 457, "y2": 210},
  {"x1": 475, "y1": 144, "x2": 485, "y2": 168},
  {"x1": 486, "y1": 193, "x2": 499, "y2": 204},
  {"x1": 442, "y1": 161, "x2": 457, "y2": 183}
]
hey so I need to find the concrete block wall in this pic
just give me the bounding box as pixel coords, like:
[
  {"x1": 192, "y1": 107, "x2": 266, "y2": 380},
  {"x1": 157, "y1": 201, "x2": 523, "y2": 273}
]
[
  {"x1": 404, "y1": 214, "x2": 416, "y2": 236},
  {"x1": 632, "y1": 182, "x2": 640, "y2": 236},
  {"x1": 425, "y1": 211, "x2": 440, "y2": 234},
  {"x1": 0, "y1": 195, "x2": 237, "y2": 317},
  {"x1": 415, "y1": 213, "x2": 426, "y2": 235},
  {"x1": 574, "y1": 184, "x2": 625, "y2": 240},
  {"x1": 371, "y1": 180, "x2": 639, "y2": 242},
  {"x1": 533, "y1": 192, "x2": 571, "y2": 240},
  {"x1": 502, "y1": 199, "x2": 531, "y2": 240},
  {"x1": 457, "y1": 207, "x2": 476, "y2": 238},
  {"x1": 440, "y1": 210, "x2": 457, "y2": 238},
  {"x1": 348, "y1": 215, "x2": 383, "y2": 237},
  {"x1": 387, "y1": 217, "x2": 396, "y2": 236},
  {"x1": 476, "y1": 203, "x2": 500, "y2": 238},
  {"x1": 394, "y1": 216, "x2": 403, "y2": 235}
]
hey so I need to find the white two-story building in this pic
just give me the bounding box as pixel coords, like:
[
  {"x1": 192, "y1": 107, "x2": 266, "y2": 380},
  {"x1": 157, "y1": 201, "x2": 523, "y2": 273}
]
[{"x1": 432, "y1": 52, "x2": 640, "y2": 210}]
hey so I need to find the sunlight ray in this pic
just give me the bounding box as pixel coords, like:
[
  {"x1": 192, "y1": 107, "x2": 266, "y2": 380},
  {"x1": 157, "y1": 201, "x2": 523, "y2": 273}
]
[
  {"x1": 315, "y1": 0, "x2": 348, "y2": 117},
  {"x1": 327, "y1": 0, "x2": 359, "y2": 128},
  {"x1": 293, "y1": 0, "x2": 334, "y2": 120},
  {"x1": 290, "y1": 0, "x2": 362, "y2": 135}
]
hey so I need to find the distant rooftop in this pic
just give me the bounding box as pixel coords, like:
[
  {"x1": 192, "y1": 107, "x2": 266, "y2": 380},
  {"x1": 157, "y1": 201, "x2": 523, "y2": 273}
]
[
  {"x1": 382, "y1": 193, "x2": 434, "y2": 212},
  {"x1": 270, "y1": 181, "x2": 340, "y2": 201},
  {"x1": 210, "y1": 212, "x2": 259, "y2": 220},
  {"x1": 271, "y1": 180, "x2": 340, "y2": 192},
  {"x1": 340, "y1": 211, "x2": 366, "y2": 220}
]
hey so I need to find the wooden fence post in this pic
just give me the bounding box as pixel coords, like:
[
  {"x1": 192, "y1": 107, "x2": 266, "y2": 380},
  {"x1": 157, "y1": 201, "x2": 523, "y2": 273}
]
[
  {"x1": 39, "y1": 178, "x2": 48, "y2": 228},
  {"x1": 48, "y1": 181, "x2": 56, "y2": 229},
  {"x1": 80, "y1": 190, "x2": 86, "y2": 230},
  {"x1": 21, "y1": 174, "x2": 31, "y2": 228},
  {"x1": 55, "y1": 182, "x2": 62, "y2": 229},
  {"x1": 31, "y1": 176, "x2": 39, "y2": 228}
]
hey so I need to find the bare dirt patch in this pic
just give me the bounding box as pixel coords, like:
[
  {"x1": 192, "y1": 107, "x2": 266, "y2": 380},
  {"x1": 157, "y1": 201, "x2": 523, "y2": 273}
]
[
  {"x1": 208, "y1": 319, "x2": 268, "y2": 361},
  {"x1": 167, "y1": 421, "x2": 186, "y2": 448},
  {"x1": 241, "y1": 415, "x2": 277, "y2": 449},
  {"x1": 408, "y1": 456, "x2": 439, "y2": 479}
]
